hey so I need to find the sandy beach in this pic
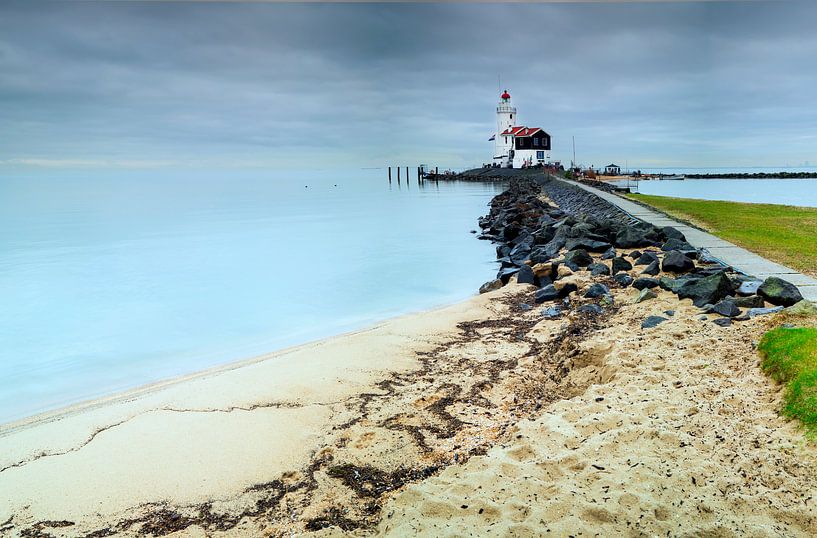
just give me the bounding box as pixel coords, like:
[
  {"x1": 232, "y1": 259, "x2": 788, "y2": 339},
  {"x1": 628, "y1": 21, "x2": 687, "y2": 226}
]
[
  {"x1": 3, "y1": 178, "x2": 817, "y2": 537},
  {"x1": 3, "y1": 270, "x2": 816, "y2": 536}
]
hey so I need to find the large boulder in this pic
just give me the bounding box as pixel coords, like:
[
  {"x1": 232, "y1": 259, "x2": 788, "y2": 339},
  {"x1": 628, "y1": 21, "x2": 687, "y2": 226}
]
[
  {"x1": 611, "y1": 256, "x2": 633, "y2": 275},
  {"x1": 662, "y1": 250, "x2": 695, "y2": 273},
  {"x1": 676, "y1": 272, "x2": 734, "y2": 307},
  {"x1": 614, "y1": 225, "x2": 657, "y2": 248},
  {"x1": 661, "y1": 226, "x2": 686, "y2": 241},
  {"x1": 563, "y1": 249, "x2": 593, "y2": 267},
  {"x1": 516, "y1": 264, "x2": 536, "y2": 285},
  {"x1": 661, "y1": 238, "x2": 696, "y2": 252},
  {"x1": 757, "y1": 277, "x2": 804, "y2": 307}
]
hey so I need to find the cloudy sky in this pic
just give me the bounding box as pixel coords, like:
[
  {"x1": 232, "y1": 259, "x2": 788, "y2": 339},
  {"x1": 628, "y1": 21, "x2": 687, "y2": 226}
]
[{"x1": 1, "y1": 0, "x2": 816, "y2": 172}]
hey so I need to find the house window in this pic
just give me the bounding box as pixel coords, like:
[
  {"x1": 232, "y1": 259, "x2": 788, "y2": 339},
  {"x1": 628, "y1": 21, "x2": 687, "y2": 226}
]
[
  {"x1": 537, "y1": 151, "x2": 545, "y2": 160},
  {"x1": 533, "y1": 138, "x2": 539, "y2": 146}
]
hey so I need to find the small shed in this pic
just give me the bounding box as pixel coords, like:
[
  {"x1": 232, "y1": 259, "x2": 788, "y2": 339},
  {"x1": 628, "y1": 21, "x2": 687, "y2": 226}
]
[{"x1": 604, "y1": 163, "x2": 621, "y2": 175}]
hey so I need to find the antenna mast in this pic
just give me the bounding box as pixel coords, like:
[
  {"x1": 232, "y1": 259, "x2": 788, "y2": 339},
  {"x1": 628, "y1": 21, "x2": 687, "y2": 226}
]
[{"x1": 572, "y1": 136, "x2": 576, "y2": 168}]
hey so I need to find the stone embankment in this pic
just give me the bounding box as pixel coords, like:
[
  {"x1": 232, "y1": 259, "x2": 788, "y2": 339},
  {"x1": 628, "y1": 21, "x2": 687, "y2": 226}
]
[{"x1": 477, "y1": 177, "x2": 807, "y2": 326}]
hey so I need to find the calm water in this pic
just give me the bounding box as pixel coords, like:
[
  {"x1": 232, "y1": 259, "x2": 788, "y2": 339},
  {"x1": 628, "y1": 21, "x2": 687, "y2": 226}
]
[
  {"x1": 0, "y1": 169, "x2": 504, "y2": 424},
  {"x1": 616, "y1": 178, "x2": 817, "y2": 208}
]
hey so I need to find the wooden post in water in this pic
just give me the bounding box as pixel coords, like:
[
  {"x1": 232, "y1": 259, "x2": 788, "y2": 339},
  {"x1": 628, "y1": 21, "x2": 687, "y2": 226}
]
[
  {"x1": 388, "y1": 167, "x2": 392, "y2": 183},
  {"x1": 397, "y1": 166, "x2": 400, "y2": 184}
]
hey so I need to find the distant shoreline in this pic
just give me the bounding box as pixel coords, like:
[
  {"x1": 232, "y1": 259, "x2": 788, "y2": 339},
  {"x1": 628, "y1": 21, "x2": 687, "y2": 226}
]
[{"x1": 683, "y1": 171, "x2": 817, "y2": 179}]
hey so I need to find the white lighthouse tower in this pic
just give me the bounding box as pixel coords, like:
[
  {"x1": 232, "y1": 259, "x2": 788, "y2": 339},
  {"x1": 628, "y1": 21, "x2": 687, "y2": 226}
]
[{"x1": 494, "y1": 90, "x2": 516, "y2": 167}]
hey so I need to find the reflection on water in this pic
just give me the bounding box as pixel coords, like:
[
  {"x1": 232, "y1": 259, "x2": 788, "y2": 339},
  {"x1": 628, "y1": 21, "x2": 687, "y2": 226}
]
[{"x1": 0, "y1": 169, "x2": 505, "y2": 423}]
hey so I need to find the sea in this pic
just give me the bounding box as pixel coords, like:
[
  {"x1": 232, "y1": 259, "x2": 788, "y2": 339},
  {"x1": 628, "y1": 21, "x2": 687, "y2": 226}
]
[
  {"x1": 611, "y1": 168, "x2": 817, "y2": 208},
  {"x1": 0, "y1": 169, "x2": 505, "y2": 424}
]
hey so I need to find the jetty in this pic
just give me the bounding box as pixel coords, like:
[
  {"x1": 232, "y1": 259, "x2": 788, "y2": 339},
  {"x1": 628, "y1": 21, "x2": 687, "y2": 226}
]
[{"x1": 549, "y1": 174, "x2": 817, "y2": 301}]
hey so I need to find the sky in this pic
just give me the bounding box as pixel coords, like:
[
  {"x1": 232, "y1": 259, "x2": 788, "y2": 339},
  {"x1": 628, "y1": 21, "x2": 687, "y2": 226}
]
[{"x1": 1, "y1": 0, "x2": 816, "y2": 172}]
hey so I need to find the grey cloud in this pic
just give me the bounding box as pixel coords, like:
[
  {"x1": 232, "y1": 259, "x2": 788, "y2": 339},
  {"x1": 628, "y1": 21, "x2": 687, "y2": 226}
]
[{"x1": 1, "y1": 1, "x2": 816, "y2": 170}]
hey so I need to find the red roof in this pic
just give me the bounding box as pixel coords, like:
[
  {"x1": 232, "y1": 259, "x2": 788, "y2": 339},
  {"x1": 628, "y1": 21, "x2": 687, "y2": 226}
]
[
  {"x1": 501, "y1": 90, "x2": 511, "y2": 99},
  {"x1": 500, "y1": 126, "x2": 544, "y2": 137}
]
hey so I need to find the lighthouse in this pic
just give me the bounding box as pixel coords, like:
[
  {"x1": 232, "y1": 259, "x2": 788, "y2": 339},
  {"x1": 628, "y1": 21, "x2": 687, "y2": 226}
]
[
  {"x1": 491, "y1": 89, "x2": 551, "y2": 168},
  {"x1": 494, "y1": 90, "x2": 516, "y2": 167}
]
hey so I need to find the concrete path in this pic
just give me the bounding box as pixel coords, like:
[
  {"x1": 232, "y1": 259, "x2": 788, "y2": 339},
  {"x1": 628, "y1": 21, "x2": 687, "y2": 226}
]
[{"x1": 559, "y1": 177, "x2": 817, "y2": 301}]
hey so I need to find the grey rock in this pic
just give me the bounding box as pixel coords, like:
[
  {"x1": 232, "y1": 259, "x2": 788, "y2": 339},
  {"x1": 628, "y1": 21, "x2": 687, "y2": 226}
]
[
  {"x1": 509, "y1": 242, "x2": 532, "y2": 266},
  {"x1": 585, "y1": 283, "x2": 611, "y2": 299},
  {"x1": 640, "y1": 260, "x2": 660, "y2": 276},
  {"x1": 565, "y1": 237, "x2": 612, "y2": 253},
  {"x1": 613, "y1": 273, "x2": 634, "y2": 287},
  {"x1": 737, "y1": 280, "x2": 763, "y2": 296},
  {"x1": 516, "y1": 264, "x2": 536, "y2": 285},
  {"x1": 563, "y1": 249, "x2": 593, "y2": 267},
  {"x1": 612, "y1": 256, "x2": 633, "y2": 275},
  {"x1": 629, "y1": 250, "x2": 643, "y2": 260},
  {"x1": 676, "y1": 272, "x2": 734, "y2": 307},
  {"x1": 757, "y1": 277, "x2": 804, "y2": 307},
  {"x1": 535, "y1": 284, "x2": 560, "y2": 303},
  {"x1": 711, "y1": 298, "x2": 741, "y2": 318},
  {"x1": 662, "y1": 250, "x2": 695, "y2": 273},
  {"x1": 747, "y1": 306, "x2": 785, "y2": 318},
  {"x1": 635, "y1": 251, "x2": 659, "y2": 266},
  {"x1": 642, "y1": 315, "x2": 668, "y2": 329},
  {"x1": 786, "y1": 300, "x2": 817, "y2": 316},
  {"x1": 601, "y1": 247, "x2": 617, "y2": 260},
  {"x1": 664, "y1": 310, "x2": 675, "y2": 316},
  {"x1": 661, "y1": 226, "x2": 686, "y2": 241},
  {"x1": 635, "y1": 288, "x2": 658, "y2": 303},
  {"x1": 633, "y1": 277, "x2": 660, "y2": 290},
  {"x1": 661, "y1": 238, "x2": 696, "y2": 252},
  {"x1": 479, "y1": 279, "x2": 503, "y2": 294},
  {"x1": 713, "y1": 318, "x2": 732, "y2": 327},
  {"x1": 497, "y1": 266, "x2": 520, "y2": 284},
  {"x1": 588, "y1": 263, "x2": 611, "y2": 276},
  {"x1": 735, "y1": 295, "x2": 765, "y2": 308}
]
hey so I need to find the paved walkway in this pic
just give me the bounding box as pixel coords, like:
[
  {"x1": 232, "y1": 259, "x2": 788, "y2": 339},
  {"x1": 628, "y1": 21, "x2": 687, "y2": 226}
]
[{"x1": 559, "y1": 177, "x2": 817, "y2": 301}]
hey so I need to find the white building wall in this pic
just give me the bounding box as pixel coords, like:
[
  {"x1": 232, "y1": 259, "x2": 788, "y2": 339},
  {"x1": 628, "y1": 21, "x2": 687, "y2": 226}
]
[
  {"x1": 512, "y1": 148, "x2": 551, "y2": 168},
  {"x1": 494, "y1": 100, "x2": 516, "y2": 166}
]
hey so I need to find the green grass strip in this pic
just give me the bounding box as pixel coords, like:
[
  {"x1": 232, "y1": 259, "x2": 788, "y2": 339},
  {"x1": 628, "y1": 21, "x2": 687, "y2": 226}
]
[
  {"x1": 758, "y1": 327, "x2": 817, "y2": 435},
  {"x1": 627, "y1": 194, "x2": 817, "y2": 277}
]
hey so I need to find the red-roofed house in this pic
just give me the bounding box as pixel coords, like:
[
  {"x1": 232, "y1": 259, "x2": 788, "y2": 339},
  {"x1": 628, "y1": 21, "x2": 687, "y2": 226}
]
[{"x1": 492, "y1": 91, "x2": 551, "y2": 168}]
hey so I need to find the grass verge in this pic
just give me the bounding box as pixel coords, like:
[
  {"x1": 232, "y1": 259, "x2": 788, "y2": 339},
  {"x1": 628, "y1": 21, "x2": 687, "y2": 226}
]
[
  {"x1": 759, "y1": 327, "x2": 817, "y2": 436},
  {"x1": 627, "y1": 194, "x2": 817, "y2": 277}
]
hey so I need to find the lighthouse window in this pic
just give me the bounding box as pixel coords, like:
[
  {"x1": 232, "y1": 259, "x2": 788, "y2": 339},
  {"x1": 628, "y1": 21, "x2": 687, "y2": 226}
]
[
  {"x1": 510, "y1": 114, "x2": 513, "y2": 119},
  {"x1": 537, "y1": 151, "x2": 545, "y2": 160}
]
